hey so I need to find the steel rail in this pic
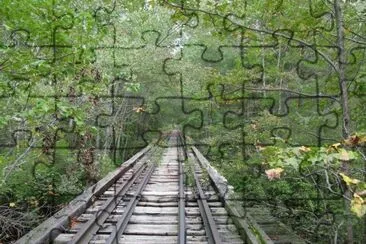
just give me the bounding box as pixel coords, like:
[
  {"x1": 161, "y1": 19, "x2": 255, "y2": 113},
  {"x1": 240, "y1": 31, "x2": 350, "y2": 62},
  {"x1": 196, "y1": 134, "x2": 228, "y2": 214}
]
[
  {"x1": 192, "y1": 157, "x2": 222, "y2": 244},
  {"x1": 15, "y1": 146, "x2": 151, "y2": 244},
  {"x1": 68, "y1": 161, "x2": 149, "y2": 244},
  {"x1": 191, "y1": 146, "x2": 277, "y2": 244},
  {"x1": 177, "y1": 136, "x2": 186, "y2": 244},
  {"x1": 105, "y1": 163, "x2": 156, "y2": 244}
]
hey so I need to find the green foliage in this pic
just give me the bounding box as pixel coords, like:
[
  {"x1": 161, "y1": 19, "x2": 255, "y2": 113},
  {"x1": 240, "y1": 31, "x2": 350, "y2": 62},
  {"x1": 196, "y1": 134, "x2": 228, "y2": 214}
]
[{"x1": 0, "y1": 0, "x2": 366, "y2": 242}]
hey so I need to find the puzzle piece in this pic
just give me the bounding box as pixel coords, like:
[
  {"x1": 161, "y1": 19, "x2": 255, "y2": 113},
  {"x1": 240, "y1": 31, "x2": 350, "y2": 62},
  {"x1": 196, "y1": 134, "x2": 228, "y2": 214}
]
[
  {"x1": 222, "y1": 96, "x2": 339, "y2": 158},
  {"x1": 2, "y1": 1, "x2": 366, "y2": 243},
  {"x1": 95, "y1": 95, "x2": 150, "y2": 161}
]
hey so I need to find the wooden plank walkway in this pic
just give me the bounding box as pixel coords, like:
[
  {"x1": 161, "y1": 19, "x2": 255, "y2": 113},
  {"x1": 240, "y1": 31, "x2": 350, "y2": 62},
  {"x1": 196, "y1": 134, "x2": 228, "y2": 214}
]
[{"x1": 16, "y1": 132, "x2": 305, "y2": 244}]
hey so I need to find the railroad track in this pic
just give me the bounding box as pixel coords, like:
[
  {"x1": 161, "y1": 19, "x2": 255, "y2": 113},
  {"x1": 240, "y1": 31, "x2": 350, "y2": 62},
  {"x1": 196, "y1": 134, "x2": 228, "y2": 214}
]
[{"x1": 17, "y1": 131, "x2": 305, "y2": 244}]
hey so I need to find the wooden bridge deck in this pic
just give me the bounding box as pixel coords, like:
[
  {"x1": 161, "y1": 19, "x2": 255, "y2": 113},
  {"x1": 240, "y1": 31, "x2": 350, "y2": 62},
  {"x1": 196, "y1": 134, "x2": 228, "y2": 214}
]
[{"x1": 16, "y1": 133, "x2": 305, "y2": 244}]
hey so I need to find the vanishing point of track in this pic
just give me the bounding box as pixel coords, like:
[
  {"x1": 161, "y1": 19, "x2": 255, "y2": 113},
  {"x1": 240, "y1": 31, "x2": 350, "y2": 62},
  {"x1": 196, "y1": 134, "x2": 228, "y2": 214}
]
[{"x1": 17, "y1": 131, "x2": 305, "y2": 244}]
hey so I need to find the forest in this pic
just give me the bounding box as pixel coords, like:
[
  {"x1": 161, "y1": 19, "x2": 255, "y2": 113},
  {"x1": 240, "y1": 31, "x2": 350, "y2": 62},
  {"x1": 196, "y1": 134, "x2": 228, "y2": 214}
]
[{"x1": 0, "y1": 0, "x2": 365, "y2": 243}]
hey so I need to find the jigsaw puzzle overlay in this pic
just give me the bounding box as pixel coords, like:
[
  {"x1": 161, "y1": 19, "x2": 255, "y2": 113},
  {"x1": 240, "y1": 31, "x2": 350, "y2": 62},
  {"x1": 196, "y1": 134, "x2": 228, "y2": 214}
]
[{"x1": 1, "y1": 0, "x2": 365, "y2": 242}]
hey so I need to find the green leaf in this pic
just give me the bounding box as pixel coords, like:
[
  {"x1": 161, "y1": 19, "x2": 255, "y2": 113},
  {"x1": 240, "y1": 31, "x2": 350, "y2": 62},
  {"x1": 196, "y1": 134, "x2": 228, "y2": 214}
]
[{"x1": 284, "y1": 157, "x2": 299, "y2": 170}]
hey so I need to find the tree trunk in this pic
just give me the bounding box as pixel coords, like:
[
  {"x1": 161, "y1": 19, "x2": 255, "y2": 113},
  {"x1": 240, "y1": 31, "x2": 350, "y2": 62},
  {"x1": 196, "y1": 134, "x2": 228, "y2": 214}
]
[
  {"x1": 334, "y1": 0, "x2": 353, "y2": 243},
  {"x1": 277, "y1": 44, "x2": 282, "y2": 113},
  {"x1": 334, "y1": 0, "x2": 351, "y2": 139},
  {"x1": 261, "y1": 29, "x2": 266, "y2": 98}
]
